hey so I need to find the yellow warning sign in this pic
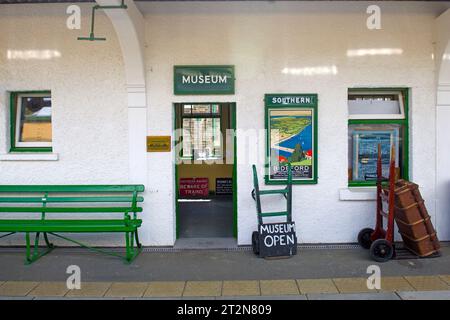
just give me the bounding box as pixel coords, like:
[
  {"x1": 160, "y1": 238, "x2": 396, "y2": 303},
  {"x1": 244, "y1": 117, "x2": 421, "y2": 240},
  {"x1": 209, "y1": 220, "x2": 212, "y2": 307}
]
[{"x1": 147, "y1": 136, "x2": 171, "y2": 152}]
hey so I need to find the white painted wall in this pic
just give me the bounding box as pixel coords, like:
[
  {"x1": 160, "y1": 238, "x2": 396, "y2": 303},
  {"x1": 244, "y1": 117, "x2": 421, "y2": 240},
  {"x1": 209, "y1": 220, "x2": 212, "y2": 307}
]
[
  {"x1": 436, "y1": 9, "x2": 450, "y2": 241},
  {"x1": 140, "y1": 1, "x2": 448, "y2": 245},
  {"x1": 1, "y1": 1, "x2": 449, "y2": 247},
  {"x1": 0, "y1": 4, "x2": 130, "y2": 245}
]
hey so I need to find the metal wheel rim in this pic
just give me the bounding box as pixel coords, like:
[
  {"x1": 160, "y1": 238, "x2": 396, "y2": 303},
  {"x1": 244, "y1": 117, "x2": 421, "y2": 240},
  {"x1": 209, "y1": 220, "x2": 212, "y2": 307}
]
[{"x1": 374, "y1": 242, "x2": 391, "y2": 258}]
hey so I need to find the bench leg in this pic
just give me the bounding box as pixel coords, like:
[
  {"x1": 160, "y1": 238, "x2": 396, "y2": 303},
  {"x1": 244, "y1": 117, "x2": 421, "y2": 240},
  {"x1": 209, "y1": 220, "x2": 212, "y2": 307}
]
[
  {"x1": 124, "y1": 231, "x2": 142, "y2": 264},
  {"x1": 43, "y1": 232, "x2": 54, "y2": 249},
  {"x1": 24, "y1": 232, "x2": 54, "y2": 265}
]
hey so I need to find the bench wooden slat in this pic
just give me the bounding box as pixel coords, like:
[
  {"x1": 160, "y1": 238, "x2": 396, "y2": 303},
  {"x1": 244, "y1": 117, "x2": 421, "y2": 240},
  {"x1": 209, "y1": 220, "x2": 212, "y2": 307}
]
[
  {"x1": 0, "y1": 185, "x2": 145, "y2": 193},
  {"x1": 0, "y1": 196, "x2": 144, "y2": 203},
  {"x1": 0, "y1": 207, "x2": 143, "y2": 213},
  {"x1": 0, "y1": 219, "x2": 142, "y2": 232}
]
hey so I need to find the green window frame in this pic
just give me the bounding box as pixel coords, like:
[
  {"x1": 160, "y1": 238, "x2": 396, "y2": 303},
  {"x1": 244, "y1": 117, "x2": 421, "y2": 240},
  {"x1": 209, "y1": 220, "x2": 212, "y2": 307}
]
[
  {"x1": 348, "y1": 88, "x2": 409, "y2": 187},
  {"x1": 9, "y1": 91, "x2": 53, "y2": 153},
  {"x1": 179, "y1": 103, "x2": 223, "y2": 160}
]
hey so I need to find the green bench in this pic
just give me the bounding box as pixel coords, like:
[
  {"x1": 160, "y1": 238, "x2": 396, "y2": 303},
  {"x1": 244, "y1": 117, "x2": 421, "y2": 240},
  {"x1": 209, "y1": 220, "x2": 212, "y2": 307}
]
[{"x1": 0, "y1": 185, "x2": 145, "y2": 264}]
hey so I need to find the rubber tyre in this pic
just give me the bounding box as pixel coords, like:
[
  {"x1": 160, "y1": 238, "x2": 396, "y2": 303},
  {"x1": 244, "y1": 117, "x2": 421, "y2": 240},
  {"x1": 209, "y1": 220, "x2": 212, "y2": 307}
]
[
  {"x1": 358, "y1": 228, "x2": 374, "y2": 249},
  {"x1": 370, "y1": 239, "x2": 394, "y2": 262},
  {"x1": 252, "y1": 231, "x2": 260, "y2": 255}
]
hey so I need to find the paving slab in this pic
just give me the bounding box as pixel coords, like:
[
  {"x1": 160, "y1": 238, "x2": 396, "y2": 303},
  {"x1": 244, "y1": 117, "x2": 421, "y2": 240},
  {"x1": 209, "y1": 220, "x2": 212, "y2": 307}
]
[
  {"x1": 222, "y1": 280, "x2": 260, "y2": 296},
  {"x1": 144, "y1": 281, "x2": 185, "y2": 298},
  {"x1": 65, "y1": 282, "x2": 112, "y2": 298},
  {"x1": 0, "y1": 296, "x2": 34, "y2": 300},
  {"x1": 181, "y1": 296, "x2": 217, "y2": 300},
  {"x1": 404, "y1": 276, "x2": 450, "y2": 291},
  {"x1": 0, "y1": 281, "x2": 39, "y2": 297},
  {"x1": 307, "y1": 292, "x2": 400, "y2": 300},
  {"x1": 217, "y1": 295, "x2": 307, "y2": 300},
  {"x1": 397, "y1": 290, "x2": 450, "y2": 300},
  {"x1": 183, "y1": 281, "x2": 222, "y2": 297},
  {"x1": 333, "y1": 277, "x2": 375, "y2": 293},
  {"x1": 260, "y1": 280, "x2": 299, "y2": 296},
  {"x1": 297, "y1": 278, "x2": 338, "y2": 294},
  {"x1": 28, "y1": 282, "x2": 69, "y2": 297},
  {"x1": 379, "y1": 277, "x2": 414, "y2": 292},
  {"x1": 125, "y1": 297, "x2": 184, "y2": 300},
  {"x1": 439, "y1": 275, "x2": 450, "y2": 286},
  {"x1": 104, "y1": 282, "x2": 149, "y2": 298}
]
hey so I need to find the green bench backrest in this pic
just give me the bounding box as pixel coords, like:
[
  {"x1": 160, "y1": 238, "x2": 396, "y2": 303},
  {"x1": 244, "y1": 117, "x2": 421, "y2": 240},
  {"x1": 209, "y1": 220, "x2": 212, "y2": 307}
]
[{"x1": 0, "y1": 185, "x2": 145, "y2": 214}]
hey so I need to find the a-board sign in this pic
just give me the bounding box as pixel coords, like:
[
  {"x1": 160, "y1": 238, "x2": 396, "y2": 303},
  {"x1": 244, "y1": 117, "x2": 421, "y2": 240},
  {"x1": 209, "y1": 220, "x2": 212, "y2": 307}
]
[
  {"x1": 215, "y1": 178, "x2": 232, "y2": 195},
  {"x1": 179, "y1": 178, "x2": 209, "y2": 198},
  {"x1": 147, "y1": 136, "x2": 171, "y2": 152},
  {"x1": 258, "y1": 222, "x2": 297, "y2": 258}
]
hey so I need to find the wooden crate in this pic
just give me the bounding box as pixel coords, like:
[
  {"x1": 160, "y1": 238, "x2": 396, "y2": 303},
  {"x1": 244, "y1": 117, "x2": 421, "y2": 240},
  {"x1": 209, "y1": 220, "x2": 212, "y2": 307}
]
[
  {"x1": 396, "y1": 217, "x2": 434, "y2": 239},
  {"x1": 395, "y1": 202, "x2": 428, "y2": 224},
  {"x1": 400, "y1": 232, "x2": 439, "y2": 257}
]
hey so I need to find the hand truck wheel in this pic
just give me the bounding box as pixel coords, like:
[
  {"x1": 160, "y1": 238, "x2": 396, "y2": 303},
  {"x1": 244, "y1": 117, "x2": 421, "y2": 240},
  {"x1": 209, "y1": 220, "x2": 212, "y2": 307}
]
[
  {"x1": 252, "y1": 231, "x2": 260, "y2": 255},
  {"x1": 370, "y1": 239, "x2": 394, "y2": 262},
  {"x1": 251, "y1": 189, "x2": 256, "y2": 201},
  {"x1": 358, "y1": 228, "x2": 374, "y2": 249}
]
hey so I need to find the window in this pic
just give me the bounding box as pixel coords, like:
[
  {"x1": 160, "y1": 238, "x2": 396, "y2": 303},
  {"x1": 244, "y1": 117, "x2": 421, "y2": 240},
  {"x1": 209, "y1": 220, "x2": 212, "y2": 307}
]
[
  {"x1": 348, "y1": 89, "x2": 409, "y2": 186},
  {"x1": 10, "y1": 91, "x2": 52, "y2": 152},
  {"x1": 181, "y1": 104, "x2": 222, "y2": 160}
]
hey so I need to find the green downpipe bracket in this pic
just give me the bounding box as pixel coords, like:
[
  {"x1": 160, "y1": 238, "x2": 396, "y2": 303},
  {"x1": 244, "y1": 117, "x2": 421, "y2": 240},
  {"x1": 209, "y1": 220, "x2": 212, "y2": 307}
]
[{"x1": 78, "y1": 1, "x2": 128, "y2": 41}]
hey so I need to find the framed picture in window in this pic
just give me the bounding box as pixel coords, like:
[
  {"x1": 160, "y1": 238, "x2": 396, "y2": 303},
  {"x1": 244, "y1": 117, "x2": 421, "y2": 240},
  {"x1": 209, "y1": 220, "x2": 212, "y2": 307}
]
[
  {"x1": 352, "y1": 129, "x2": 399, "y2": 181},
  {"x1": 265, "y1": 94, "x2": 318, "y2": 185}
]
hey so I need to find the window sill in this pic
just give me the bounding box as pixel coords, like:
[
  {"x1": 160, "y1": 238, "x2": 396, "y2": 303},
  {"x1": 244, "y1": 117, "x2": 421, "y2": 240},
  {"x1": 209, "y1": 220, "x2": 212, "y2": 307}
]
[
  {"x1": 339, "y1": 187, "x2": 376, "y2": 201},
  {"x1": 0, "y1": 153, "x2": 59, "y2": 161}
]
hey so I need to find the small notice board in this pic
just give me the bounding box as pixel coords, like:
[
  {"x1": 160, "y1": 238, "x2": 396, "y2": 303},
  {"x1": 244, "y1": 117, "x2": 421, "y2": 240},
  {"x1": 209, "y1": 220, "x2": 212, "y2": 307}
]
[
  {"x1": 215, "y1": 178, "x2": 232, "y2": 195},
  {"x1": 147, "y1": 136, "x2": 171, "y2": 152},
  {"x1": 179, "y1": 178, "x2": 209, "y2": 198}
]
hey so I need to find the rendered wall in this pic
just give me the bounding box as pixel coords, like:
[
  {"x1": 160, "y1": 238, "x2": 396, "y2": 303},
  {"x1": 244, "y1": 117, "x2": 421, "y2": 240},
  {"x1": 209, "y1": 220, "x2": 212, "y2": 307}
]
[
  {"x1": 0, "y1": 4, "x2": 130, "y2": 246},
  {"x1": 436, "y1": 9, "x2": 450, "y2": 241},
  {"x1": 0, "y1": 2, "x2": 448, "y2": 247},
  {"x1": 141, "y1": 1, "x2": 445, "y2": 245}
]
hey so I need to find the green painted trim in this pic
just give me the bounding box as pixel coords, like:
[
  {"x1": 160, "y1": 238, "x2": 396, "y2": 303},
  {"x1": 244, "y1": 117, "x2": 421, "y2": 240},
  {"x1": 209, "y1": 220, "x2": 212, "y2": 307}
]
[
  {"x1": 0, "y1": 185, "x2": 144, "y2": 192},
  {"x1": 173, "y1": 65, "x2": 235, "y2": 95},
  {"x1": 174, "y1": 104, "x2": 180, "y2": 239},
  {"x1": 9, "y1": 90, "x2": 52, "y2": 153},
  {"x1": 231, "y1": 103, "x2": 238, "y2": 238},
  {"x1": 0, "y1": 207, "x2": 143, "y2": 213},
  {"x1": 10, "y1": 147, "x2": 53, "y2": 153},
  {"x1": 348, "y1": 88, "x2": 410, "y2": 186},
  {"x1": 264, "y1": 94, "x2": 318, "y2": 185},
  {"x1": 403, "y1": 88, "x2": 410, "y2": 181},
  {"x1": 348, "y1": 181, "x2": 378, "y2": 187},
  {"x1": 264, "y1": 93, "x2": 317, "y2": 108}
]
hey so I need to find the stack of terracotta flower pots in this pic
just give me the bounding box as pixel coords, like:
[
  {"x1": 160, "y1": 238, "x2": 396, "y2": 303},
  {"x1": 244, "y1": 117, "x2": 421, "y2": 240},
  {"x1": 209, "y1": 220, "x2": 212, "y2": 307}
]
[{"x1": 388, "y1": 180, "x2": 440, "y2": 257}]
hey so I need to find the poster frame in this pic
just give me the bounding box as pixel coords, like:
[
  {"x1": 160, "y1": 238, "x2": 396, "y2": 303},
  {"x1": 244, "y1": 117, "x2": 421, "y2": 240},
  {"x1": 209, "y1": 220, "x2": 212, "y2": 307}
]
[{"x1": 264, "y1": 94, "x2": 318, "y2": 185}]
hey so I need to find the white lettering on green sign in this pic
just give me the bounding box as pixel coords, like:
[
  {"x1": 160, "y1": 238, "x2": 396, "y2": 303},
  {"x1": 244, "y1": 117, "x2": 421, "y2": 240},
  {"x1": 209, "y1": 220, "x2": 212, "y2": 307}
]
[
  {"x1": 271, "y1": 96, "x2": 312, "y2": 105},
  {"x1": 182, "y1": 75, "x2": 228, "y2": 84}
]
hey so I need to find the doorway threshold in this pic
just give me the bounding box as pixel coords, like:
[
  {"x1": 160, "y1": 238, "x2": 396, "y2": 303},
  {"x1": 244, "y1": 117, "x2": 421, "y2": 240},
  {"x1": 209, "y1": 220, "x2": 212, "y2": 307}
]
[{"x1": 174, "y1": 237, "x2": 237, "y2": 250}]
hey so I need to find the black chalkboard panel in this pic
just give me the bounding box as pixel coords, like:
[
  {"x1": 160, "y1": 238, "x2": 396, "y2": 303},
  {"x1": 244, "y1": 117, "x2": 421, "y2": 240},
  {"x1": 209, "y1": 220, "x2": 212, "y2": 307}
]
[
  {"x1": 216, "y1": 178, "x2": 233, "y2": 195},
  {"x1": 258, "y1": 222, "x2": 297, "y2": 258}
]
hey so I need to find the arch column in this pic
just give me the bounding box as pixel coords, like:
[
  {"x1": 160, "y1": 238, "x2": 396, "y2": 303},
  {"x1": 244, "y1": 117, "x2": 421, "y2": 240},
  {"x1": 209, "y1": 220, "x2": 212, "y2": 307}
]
[
  {"x1": 96, "y1": 0, "x2": 147, "y2": 185},
  {"x1": 436, "y1": 9, "x2": 450, "y2": 241},
  {"x1": 95, "y1": 1, "x2": 152, "y2": 244}
]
